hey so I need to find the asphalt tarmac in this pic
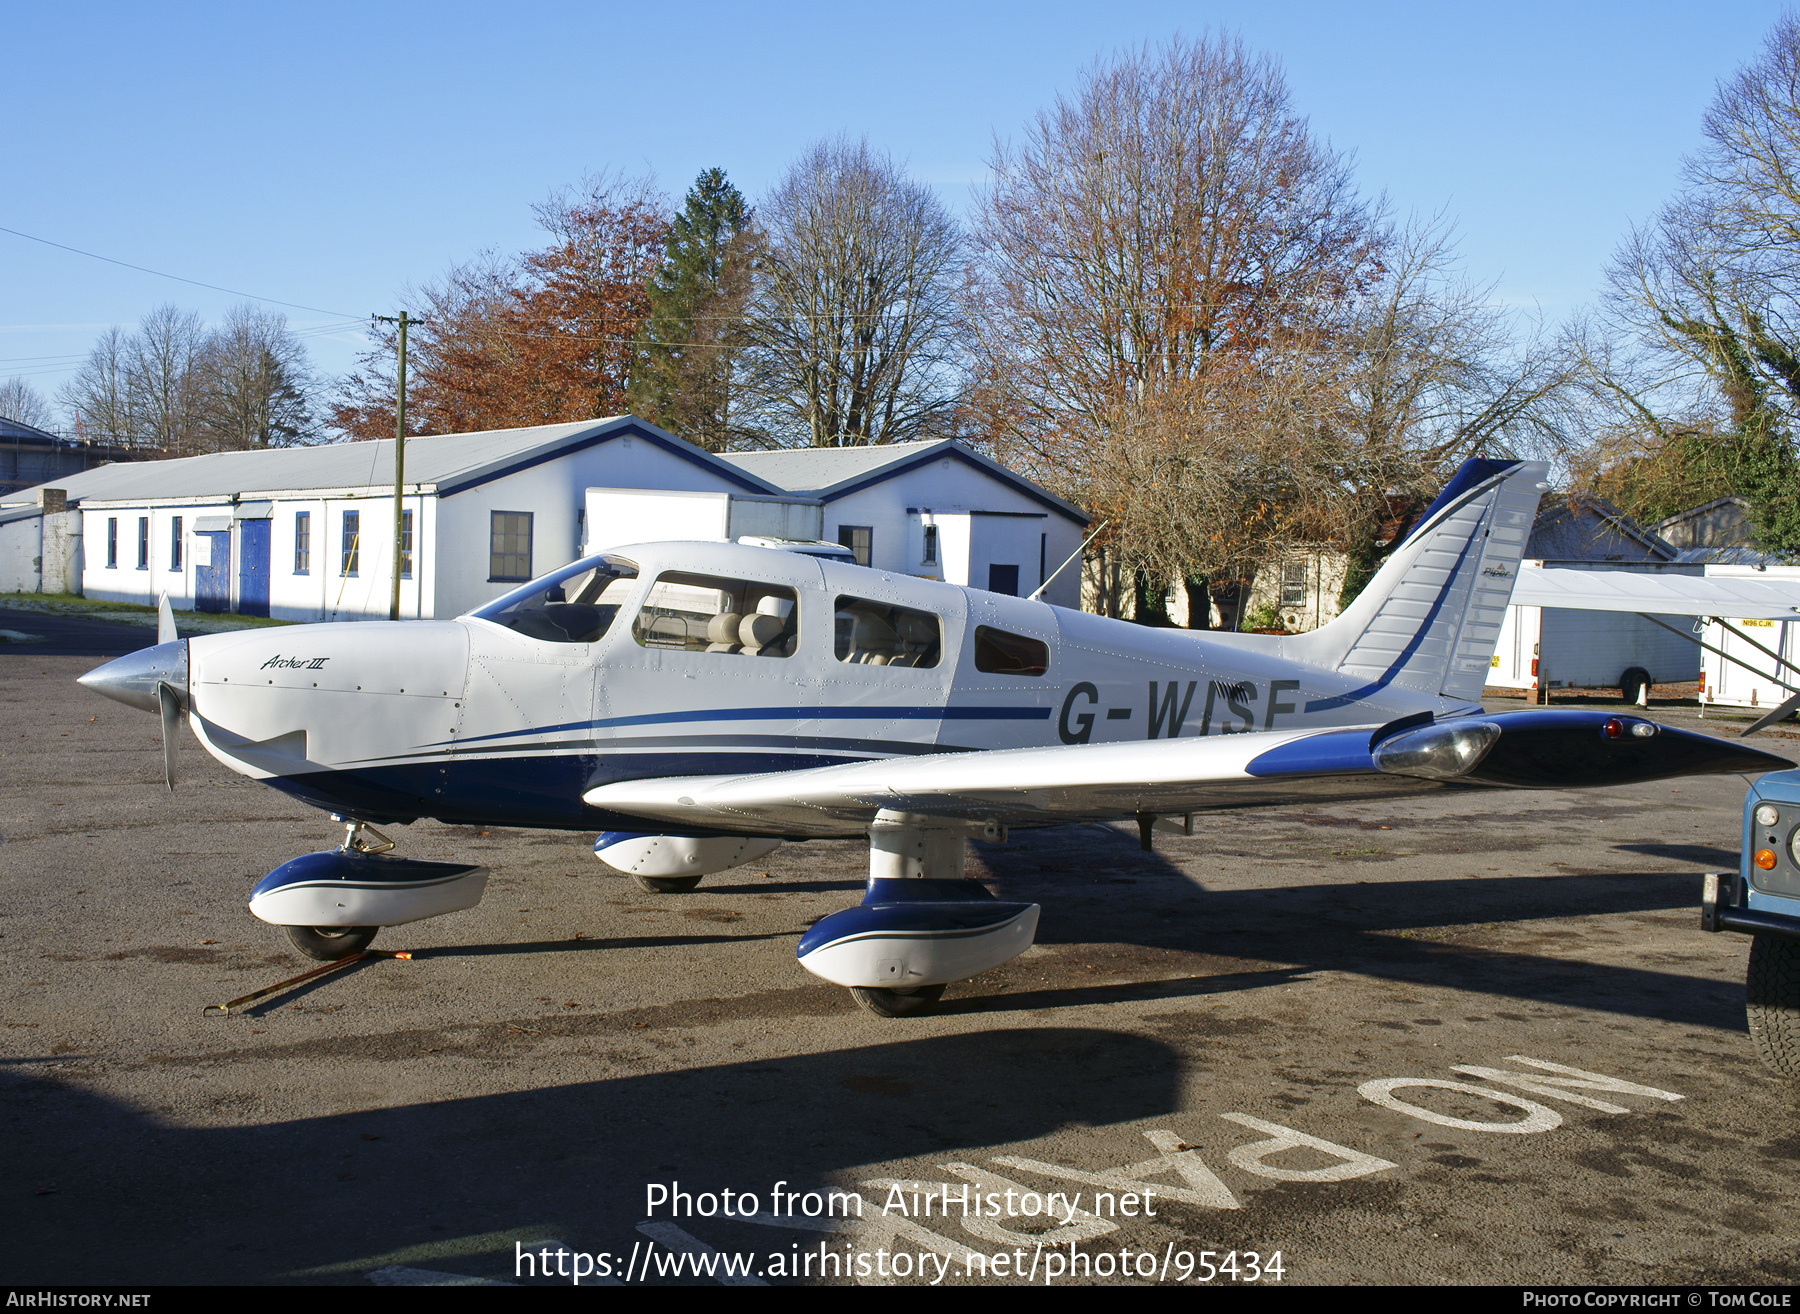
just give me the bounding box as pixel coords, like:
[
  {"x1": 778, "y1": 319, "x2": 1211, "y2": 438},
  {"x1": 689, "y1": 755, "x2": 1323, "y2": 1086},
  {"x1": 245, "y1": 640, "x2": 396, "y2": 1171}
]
[{"x1": 3, "y1": 622, "x2": 1798, "y2": 1287}]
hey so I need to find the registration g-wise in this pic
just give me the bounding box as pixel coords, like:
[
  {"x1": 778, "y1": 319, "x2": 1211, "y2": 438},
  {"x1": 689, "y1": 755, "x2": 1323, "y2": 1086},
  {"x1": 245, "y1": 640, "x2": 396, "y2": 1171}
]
[{"x1": 78, "y1": 459, "x2": 1792, "y2": 1016}]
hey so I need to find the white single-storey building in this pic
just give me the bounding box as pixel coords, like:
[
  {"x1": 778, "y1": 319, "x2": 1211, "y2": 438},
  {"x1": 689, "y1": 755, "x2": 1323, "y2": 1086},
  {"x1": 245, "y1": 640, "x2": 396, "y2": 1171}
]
[{"x1": 0, "y1": 417, "x2": 1088, "y2": 620}]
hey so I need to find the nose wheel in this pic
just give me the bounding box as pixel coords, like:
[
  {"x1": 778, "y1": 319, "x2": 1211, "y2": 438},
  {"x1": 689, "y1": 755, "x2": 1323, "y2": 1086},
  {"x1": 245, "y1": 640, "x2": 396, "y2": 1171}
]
[{"x1": 286, "y1": 925, "x2": 378, "y2": 961}]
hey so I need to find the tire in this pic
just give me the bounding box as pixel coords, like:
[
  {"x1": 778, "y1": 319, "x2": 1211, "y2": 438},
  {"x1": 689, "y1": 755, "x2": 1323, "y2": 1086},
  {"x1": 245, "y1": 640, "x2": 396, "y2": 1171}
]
[
  {"x1": 1747, "y1": 933, "x2": 1800, "y2": 1080},
  {"x1": 849, "y1": 984, "x2": 947, "y2": 1017},
  {"x1": 633, "y1": 874, "x2": 703, "y2": 893},
  {"x1": 1620, "y1": 666, "x2": 1651, "y2": 704},
  {"x1": 286, "y1": 925, "x2": 378, "y2": 961}
]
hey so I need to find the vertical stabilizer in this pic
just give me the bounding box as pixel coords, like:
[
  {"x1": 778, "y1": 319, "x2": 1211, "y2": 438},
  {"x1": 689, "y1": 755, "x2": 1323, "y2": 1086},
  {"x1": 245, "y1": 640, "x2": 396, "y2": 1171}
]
[{"x1": 1287, "y1": 458, "x2": 1547, "y2": 708}]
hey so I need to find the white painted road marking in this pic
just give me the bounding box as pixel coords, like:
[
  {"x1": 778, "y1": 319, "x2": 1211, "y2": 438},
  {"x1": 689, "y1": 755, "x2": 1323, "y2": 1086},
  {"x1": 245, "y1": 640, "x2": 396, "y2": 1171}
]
[
  {"x1": 1358, "y1": 1078, "x2": 1565, "y2": 1133},
  {"x1": 1219, "y1": 1114, "x2": 1399, "y2": 1182},
  {"x1": 996, "y1": 1128, "x2": 1241, "y2": 1209}
]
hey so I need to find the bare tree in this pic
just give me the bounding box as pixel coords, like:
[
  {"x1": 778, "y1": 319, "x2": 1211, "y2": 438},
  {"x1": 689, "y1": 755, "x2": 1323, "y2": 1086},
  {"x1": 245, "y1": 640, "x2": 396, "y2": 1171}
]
[
  {"x1": 59, "y1": 326, "x2": 138, "y2": 445},
  {"x1": 742, "y1": 138, "x2": 963, "y2": 447},
  {"x1": 1327, "y1": 217, "x2": 1575, "y2": 600},
  {"x1": 964, "y1": 34, "x2": 1384, "y2": 613},
  {"x1": 193, "y1": 304, "x2": 317, "y2": 449},
  {"x1": 127, "y1": 304, "x2": 206, "y2": 450},
  {"x1": 1592, "y1": 13, "x2": 1800, "y2": 549},
  {"x1": 0, "y1": 378, "x2": 55, "y2": 431}
]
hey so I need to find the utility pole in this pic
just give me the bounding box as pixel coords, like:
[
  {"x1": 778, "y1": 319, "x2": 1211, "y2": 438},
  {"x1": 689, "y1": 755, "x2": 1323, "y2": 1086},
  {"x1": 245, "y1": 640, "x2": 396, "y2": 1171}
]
[{"x1": 372, "y1": 312, "x2": 424, "y2": 621}]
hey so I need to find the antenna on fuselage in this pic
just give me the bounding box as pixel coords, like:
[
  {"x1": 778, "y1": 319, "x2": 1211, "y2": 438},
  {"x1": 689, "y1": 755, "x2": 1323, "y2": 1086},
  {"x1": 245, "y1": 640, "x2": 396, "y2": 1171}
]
[{"x1": 1029, "y1": 520, "x2": 1110, "y2": 603}]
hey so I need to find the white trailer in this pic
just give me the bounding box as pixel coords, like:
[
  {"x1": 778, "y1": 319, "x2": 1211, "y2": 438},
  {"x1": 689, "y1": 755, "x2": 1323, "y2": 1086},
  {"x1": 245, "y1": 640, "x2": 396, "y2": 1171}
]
[
  {"x1": 1695, "y1": 565, "x2": 1800, "y2": 710},
  {"x1": 582, "y1": 487, "x2": 824, "y2": 557},
  {"x1": 1486, "y1": 561, "x2": 1700, "y2": 701}
]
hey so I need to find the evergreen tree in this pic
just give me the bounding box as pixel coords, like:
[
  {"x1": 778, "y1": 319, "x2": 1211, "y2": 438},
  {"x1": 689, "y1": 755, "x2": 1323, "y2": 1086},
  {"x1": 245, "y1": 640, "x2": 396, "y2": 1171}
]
[{"x1": 628, "y1": 168, "x2": 757, "y2": 450}]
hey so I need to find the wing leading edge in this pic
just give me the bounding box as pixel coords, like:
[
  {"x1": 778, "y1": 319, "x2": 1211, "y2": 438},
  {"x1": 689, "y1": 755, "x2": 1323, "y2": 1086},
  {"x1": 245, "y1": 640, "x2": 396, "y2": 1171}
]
[{"x1": 582, "y1": 712, "x2": 1793, "y2": 838}]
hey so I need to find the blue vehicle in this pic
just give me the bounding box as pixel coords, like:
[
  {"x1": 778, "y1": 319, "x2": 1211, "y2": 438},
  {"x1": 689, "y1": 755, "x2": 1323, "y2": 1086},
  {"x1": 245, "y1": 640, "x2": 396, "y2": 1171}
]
[{"x1": 1703, "y1": 769, "x2": 1800, "y2": 1078}]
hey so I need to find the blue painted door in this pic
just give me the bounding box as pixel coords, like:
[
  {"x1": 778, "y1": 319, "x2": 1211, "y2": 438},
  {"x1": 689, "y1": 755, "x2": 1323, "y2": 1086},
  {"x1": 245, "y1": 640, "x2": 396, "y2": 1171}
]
[
  {"x1": 196, "y1": 532, "x2": 231, "y2": 613},
  {"x1": 238, "y1": 520, "x2": 270, "y2": 617}
]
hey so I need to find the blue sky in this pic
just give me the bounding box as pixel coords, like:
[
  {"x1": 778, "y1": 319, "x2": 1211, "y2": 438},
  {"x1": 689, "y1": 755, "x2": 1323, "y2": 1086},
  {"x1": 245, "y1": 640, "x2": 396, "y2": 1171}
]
[{"x1": 3, "y1": 1, "x2": 1791, "y2": 421}]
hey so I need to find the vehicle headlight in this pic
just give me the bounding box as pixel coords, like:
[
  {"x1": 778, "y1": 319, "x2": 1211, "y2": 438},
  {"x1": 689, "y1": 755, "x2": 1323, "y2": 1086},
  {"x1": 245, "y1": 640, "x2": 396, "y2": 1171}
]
[
  {"x1": 1756, "y1": 803, "x2": 1780, "y2": 828},
  {"x1": 1789, "y1": 829, "x2": 1800, "y2": 868}
]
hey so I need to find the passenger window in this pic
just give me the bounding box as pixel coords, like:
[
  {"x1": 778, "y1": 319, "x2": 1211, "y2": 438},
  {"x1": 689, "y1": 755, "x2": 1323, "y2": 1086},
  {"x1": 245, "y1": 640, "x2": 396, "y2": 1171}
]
[
  {"x1": 834, "y1": 597, "x2": 941, "y2": 668},
  {"x1": 633, "y1": 572, "x2": 798, "y2": 658},
  {"x1": 473, "y1": 555, "x2": 638, "y2": 643},
  {"x1": 973, "y1": 625, "x2": 1049, "y2": 676}
]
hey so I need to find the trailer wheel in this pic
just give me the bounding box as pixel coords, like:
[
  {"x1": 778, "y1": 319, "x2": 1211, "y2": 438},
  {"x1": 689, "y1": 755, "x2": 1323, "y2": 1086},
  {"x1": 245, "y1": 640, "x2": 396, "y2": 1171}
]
[
  {"x1": 1620, "y1": 667, "x2": 1651, "y2": 704},
  {"x1": 1746, "y1": 933, "x2": 1800, "y2": 1079}
]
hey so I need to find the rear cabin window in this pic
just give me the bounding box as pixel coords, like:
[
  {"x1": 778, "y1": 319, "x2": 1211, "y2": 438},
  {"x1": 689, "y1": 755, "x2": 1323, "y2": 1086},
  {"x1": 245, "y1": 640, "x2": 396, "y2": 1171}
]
[
  {"x1": 633, "y1": 572, "x2": 798, "y2": 658},
  {"x1": 473, "y1": 556, "x2": 638, "y2": 643},
  {"x1": 835, "y1": 598, "x2": 941, "y2": 668},
  {"x1": 973, "y1": 625, "x2": 1050, "y2": 676}
]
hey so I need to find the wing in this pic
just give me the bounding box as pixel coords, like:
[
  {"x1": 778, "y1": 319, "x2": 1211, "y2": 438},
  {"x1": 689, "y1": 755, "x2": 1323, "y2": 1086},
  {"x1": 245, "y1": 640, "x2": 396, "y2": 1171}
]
[
  {"x1": 1510, "y1": 565, "x2": 1800, "y2": 619},
  {"x1": 583, "y1": 712, "x2": 1792, "y2": 838}
]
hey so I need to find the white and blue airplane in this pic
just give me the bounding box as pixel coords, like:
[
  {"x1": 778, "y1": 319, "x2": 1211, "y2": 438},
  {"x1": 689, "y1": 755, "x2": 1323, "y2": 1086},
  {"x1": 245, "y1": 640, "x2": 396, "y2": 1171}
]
[{"x1": 78, "y1": 458, "x2": 1791, "y2": 1015}]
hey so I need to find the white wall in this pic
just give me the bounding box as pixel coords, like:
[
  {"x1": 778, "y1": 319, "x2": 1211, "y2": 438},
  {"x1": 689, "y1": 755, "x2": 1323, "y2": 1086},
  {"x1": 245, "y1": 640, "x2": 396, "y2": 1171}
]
[
  {"x1": 0, "y1": 516, "x2": 39, "y2": 592},
  {"x1": 436, "y1": 431, "x2": 758, "y2": 618},
  {"x1": 819, "y1": 456, "x2": 1085, "y2": 607},
  {"x1": 82, "y1": 502, "x2": 229, "y2": 608}
]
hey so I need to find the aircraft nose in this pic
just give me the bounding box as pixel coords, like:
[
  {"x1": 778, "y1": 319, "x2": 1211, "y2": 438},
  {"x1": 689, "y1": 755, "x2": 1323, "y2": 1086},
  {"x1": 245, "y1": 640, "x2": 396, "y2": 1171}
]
[{"x1": 77, "y1": 640, "x2": 188, "y2": 714}]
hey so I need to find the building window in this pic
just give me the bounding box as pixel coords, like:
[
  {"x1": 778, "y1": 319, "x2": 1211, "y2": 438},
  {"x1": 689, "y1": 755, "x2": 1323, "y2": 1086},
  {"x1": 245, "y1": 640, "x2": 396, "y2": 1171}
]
[
  {"x1": 107, "y1": 518, "x2": 117, "y2": 569},
  {"x1": 294, "y1": 511, "x2": 311, "y2": 575},
  {"x1": 922, "y1": 524, "x2": 938, "y2": 566},
  {"x1": 838, "y1": 525, "x2": 872, "y2": 568},
  {"x1": 987, "y1": 564, "x2": 1020, "y2": 596},
  {"x1": 170, "y1": 517, "x2": 182, "y2": 571},
  {"x1": 400, "y1": 509, "x2": 414, "y2": 580},
  {"x1": 490, "y1": 511, "x2": 533, "y2": 582},
  {"x1": 1280, "y1": 560, "x2": 1307, "y2": 607},
  {"x1": 341, "y1": 510, "x2": 360, "y2": 577},
  {"x1": 136, "y1": 517, "x2": 149, "y2": 569}
]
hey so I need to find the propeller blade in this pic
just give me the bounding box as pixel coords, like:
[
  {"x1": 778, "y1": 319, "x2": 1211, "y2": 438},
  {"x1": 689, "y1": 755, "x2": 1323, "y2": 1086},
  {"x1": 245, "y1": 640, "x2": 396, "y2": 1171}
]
[
  {"x1": 1743, "y1": 689, "x2": 1800, "y2": 738},
  {"x1": 157, "y1": 593, "x2": 177, "y2": 646},
  {"x1": 156, "y1": 680, "x2": 180, "y2": 792}
]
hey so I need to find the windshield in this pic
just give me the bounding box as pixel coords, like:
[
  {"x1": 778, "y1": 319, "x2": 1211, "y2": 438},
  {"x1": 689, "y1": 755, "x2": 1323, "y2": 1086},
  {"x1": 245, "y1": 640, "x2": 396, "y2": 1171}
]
[{"x1": 471, "y1": 555, "x2": 639, "y2": 643}]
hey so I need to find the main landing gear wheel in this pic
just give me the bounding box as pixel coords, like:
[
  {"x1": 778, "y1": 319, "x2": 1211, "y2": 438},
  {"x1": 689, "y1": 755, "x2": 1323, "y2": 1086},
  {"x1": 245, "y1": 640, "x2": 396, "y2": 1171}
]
[
  {"x1": 633, "y1": 874, "x2": 703, "y2": 893},
  {"x1": 286, "y1": 925, "x2": 378, "y2": 962},
  {"x1": 849, "y1": 984, "x2": 947, "y2": 1018},
  {"x1": 1620, "y1": 666, "x2": 1652, "y2": 705},
  {"x1": 1747, "y1": 933, "x2": 1800, "y2": 1080}
]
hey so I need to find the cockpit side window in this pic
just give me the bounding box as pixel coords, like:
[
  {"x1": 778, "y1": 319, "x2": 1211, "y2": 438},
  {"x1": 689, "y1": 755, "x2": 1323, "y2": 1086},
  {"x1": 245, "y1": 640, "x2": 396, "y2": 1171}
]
[
  {"x1": 472, "y1": 556, "x2": 638, "y2": 643},
  {"x1": 834, "y1": 597, "x2": 942, "y2": 668},
  {"x1": 633, "y1": 572, "x2": 799, "y2": 658},
  {"x1": 973, "y1": 625, "x2": 1050, "y2": 676}
]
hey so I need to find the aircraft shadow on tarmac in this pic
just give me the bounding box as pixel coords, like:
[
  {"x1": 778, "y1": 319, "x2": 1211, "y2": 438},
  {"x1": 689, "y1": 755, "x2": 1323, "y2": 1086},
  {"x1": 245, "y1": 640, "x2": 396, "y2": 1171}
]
[
  {"x1": 0, "y1": 1027, "x2": 1182, "y2": 1285},
  {"x1": 956, "y1": 825, "x2": 1748, "y2": 1034}
]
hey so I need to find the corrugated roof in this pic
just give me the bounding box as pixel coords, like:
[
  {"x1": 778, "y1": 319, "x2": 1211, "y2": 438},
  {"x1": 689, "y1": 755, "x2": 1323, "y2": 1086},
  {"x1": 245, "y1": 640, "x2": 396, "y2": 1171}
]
[
  {"x1": 717, "y1": 438, "x2": 1088, "y2": 523},
  {"x1": 719, "y1": 440, "x2": 947, "y2": 491},
  {"x1": 0, "y1": 416, "x2": 780, "y2": 506}
]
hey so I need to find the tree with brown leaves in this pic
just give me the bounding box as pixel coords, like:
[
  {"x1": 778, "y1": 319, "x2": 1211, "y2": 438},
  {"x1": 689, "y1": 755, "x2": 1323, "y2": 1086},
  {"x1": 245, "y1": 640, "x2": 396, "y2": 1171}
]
[{"x1": 333, "y1": 176, "x2": 669, "y2": 439}]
